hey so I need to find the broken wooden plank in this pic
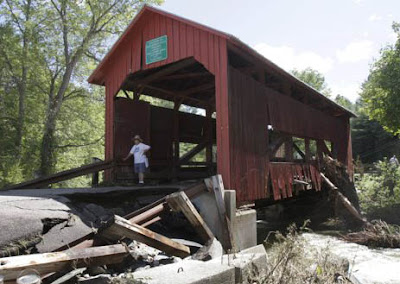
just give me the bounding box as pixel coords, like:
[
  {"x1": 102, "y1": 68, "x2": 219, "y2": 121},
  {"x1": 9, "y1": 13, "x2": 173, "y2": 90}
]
[
  {"x1": 2, "y1": 160, "x2": 113, "y2": 190},
  {"x1": 125, "y1": 182, "x2": 207, "y2": 224},
  {"x1": 167, "y1": 191, "x2": 214, "y2": 243},
  {"x1": 53, "y1": 182, "x2": 207, "y2": 253},
  {"x1": 321, "y1": 173, "x2": 367, "y2": 225},
  {"x1": 0, "y1": 244, "x2": 128, "y2": 281},
  {"x1": 210, "y1": 175, "x2": 234, "y2": 250},
  {"x1": 100, "y1": 215, "x2": 191, "y2": 258}
]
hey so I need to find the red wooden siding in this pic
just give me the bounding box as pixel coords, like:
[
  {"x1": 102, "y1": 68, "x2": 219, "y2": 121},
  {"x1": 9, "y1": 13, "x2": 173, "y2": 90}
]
[
  {"x1": 91, "y1": 6, "x2": 353, "y2": 203},
  {"x1": 228, "y1": 67, "x2": 350, "y2": 203},
  {"x1": 269, "y1": 163, "x2": 321, "y2": 201},
  {"x1": 101, "y1": 9, "x2": 232, "y2": 187}
]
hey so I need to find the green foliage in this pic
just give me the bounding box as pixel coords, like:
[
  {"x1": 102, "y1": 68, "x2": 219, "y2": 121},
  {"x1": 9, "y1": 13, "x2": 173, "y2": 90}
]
[
  {"x1": 352, "y1": 114, "x2": 400, "y2": 163},
  {"x1": 0, "y1": 0, "x2": 164, "y2": 186},
  {"x1": 361, "y1": 22, "x2": 400, "y2": 135},
  {"x1": 356, "y1": 159, "x2": 400, "y2": 214},
  {"x1": 332, "y1": 96, "x2": 400, "y2": 164},
  {"x1": 291, "y1": 68, "x2": 331, "y2": 97}
]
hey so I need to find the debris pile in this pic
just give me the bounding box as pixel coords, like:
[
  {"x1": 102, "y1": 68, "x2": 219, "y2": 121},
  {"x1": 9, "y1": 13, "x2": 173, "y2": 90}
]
[
  {"x1": 343, "y1": 220, "x2": 400, "y2": 248},
  {"x1": 0, "y1": 176, "x2": 244, "y2": 283}
]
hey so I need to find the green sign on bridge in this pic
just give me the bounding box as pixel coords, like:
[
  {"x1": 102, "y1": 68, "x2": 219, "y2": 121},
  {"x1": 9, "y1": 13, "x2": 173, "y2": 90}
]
[{"x1": 145, "y1": 35, "x2": 168, "y2": 65}]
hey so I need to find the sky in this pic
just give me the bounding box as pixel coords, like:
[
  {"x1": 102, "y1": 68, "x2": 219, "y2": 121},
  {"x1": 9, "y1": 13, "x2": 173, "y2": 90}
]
[{"x1": 159, "y1": 0, "x2": 399, "y2": 102}]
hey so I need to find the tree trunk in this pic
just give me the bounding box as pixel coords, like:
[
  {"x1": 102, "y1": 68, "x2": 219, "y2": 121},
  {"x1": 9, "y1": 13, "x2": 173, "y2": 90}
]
[
  {"x1": 39, "y1": 57, "x2": 81, "y2": 176},
  {"x1": 15, "y1": 0, "x2": 32, "y2": 159}
]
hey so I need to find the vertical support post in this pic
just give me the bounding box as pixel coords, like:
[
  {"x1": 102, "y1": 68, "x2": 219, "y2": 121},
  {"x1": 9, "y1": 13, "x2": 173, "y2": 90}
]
[
  {"x1": 285, "y1": 137, "x2": 293, "y2": 162},
  {"x1": 172, "y1": 101, "x2": 181, "y2": 179},
  {"x1": 206, "y1": 107, "x2": 213, "y2": 168},
  {"x1": 104, "y1": 84, "x2": 115, "y2": 181},
  {"x1": 216, "y1": 39, "x2": 232, "y2": 188},
  {"x1": 331, "y1": 141, "x2": 337, "y2": 158},
  {"x1": 317, "y1": 140, "x2": 324, "y2": 162},
  {"x1": 91, "y1": 157, "x2": 101, "y2": 187},
  {"x1": 305, "y1": 138, "x2": 310, "y2": 162}
]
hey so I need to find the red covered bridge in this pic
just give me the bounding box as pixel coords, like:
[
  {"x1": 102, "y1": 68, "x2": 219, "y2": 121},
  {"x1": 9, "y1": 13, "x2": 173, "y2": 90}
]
[{"x1": 88, "y1": 5, "x2": 354, "y2": 204}]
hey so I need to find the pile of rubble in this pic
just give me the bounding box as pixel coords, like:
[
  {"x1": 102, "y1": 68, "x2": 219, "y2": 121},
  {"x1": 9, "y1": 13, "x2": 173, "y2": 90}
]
[{"x1": 0, "y1": 176, "x2": 265, "y2": 284}]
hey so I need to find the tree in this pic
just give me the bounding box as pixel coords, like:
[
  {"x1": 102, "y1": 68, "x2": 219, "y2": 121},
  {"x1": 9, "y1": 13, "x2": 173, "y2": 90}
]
[
  {"x1": 0, "y1": 0, "x2": 164, "y2": 186},
  {"x1": 335, "y1": 95, "x2": 356, "y2": 112},
  {"x1": 361, "y1": 22, "x2": 400, "y2": 135},
  {"x1": 291, "y1": 68, "x2": 331, "y2": 97},
  {"x1": 0, "y1": 0, "x2": 39, "y2": 159},
  {"x1": 1, "y1": 0, "x2": 164, "y2": 177},
  {"x1": 37, "y1": 0, "x2": 163, "y2": 176}
]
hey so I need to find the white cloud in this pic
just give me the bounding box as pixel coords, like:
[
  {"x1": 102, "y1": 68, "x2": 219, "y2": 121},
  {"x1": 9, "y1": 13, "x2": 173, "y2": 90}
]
[
  {"x1": 336, "y1": 40, "x2": 374, "y2": 63},
  {"x1": 368, "y1": 14, "x2": 382, "y2": 22},
  {"x1": 332, "y1": 83, "x2": 361, "y2": 102},
  {"x1": 253, "y1": 43, "x2": 334, "y2": 74},
  {"x1": 353, "y1": 0, "x2": 363, "y2": 5}
]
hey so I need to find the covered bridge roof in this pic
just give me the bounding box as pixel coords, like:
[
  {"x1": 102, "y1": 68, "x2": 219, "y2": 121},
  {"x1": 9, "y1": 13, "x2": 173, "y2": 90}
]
[{"x1": 88, "y1": 5, "x2": 355, "y2": 117}]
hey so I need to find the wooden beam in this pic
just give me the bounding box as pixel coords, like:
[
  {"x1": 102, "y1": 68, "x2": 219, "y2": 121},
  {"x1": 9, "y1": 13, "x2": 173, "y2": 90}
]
[
  {"x1": 140, "y1": 84, "x2": 207, "y2": 107},
  {"x1": 318, "y1": 140, "x2": 332, "y2": 156},
  {"x1": 180, "y1": 83, "x2": 214, "y2": 96},
  {"x1": 321, "y1": 173, "x2": 367, "y2": 225},
  {"x1": 100, "y1": 215, "x2": 191, "y2": 258},
  {"x1": 137, "y1": 58, "x2": 196, "y2": 86},
  {"x1": 172, "y1": 101, "x2": 182, "y2": 178},
  {"x1": 167, "y1": 192, "x2": 214, "y2": 243},
  {"x1": 179, "y1": 140, "x2": 210, "y2": 165},
  {"x1": 123, "y1": 90, "x2": 132, "y2": 99},
  {"x1": 2, "y1": 160, "x2": 113, "y2": 190},
  {"x1": 53, "y1": 183, "x2": 207, "y2": 253},
  {"x1": 210, "y1": 175, "x2": 234, "y2": 250},
  {"x1": 269, "y1": 135, "x2": 288, "y2": 157},
  {"x1": 125, "y1": 182, "x2": 207, "y2": 223},
  {"x1": 205, "y1": 108, "x2": 213, "y2": 165},
  {"x1": 305, "y1": 138, "x2": 310, "y2": 162},
  {"x1": 158, "y1": 72, "x2": 211, "y2": 81},
  {"x1": 285, "y1": 137, "x2": 294, "y2": 162},
  {"x1": 293, "y1": 142, "x2": 306, "y2": 160},
  {"x1": 0, "y1": 245, "x2": 128, "y2": 281}
]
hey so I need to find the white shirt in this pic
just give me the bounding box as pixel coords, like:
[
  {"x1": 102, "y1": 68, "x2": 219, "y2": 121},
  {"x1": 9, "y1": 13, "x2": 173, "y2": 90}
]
[{"x1": 130, "y1": 143, "x2": 150, "y2": 164}]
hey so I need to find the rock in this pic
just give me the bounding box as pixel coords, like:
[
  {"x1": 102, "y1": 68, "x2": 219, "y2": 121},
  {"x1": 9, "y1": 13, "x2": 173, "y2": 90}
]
[{"x1": 191, "y1": 238, "x2": 223, "y2": 261}]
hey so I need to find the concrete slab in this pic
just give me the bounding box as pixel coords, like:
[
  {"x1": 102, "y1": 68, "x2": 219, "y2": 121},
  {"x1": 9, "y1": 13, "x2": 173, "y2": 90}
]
[
  {"x1": 0, "y1": 196, "x2": 72, "y2": 247},
  {"x1": 240, "y1": 244, "x2": 266, "y2": 255},
  {"x1": 210, "y1": 252, "x2": 267, "y2": 283},
  {"x1": 234, "y1": 209, "x2": 257, "y2": 251},
  {"x1": 192, "y1": 192, "x2": 224, "y2": 244},
  {"x1": 131, "y1": 260, "x2": 235, "y2": 284}
]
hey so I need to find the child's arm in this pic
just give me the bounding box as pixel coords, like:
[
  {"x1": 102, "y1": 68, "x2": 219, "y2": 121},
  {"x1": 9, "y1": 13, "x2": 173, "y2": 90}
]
[
  {"x1": 143, "y1": 144, "x2": 151, "y2": 153},
  {"x1": 123, "y1": 152, "x2": 133, "y2": 161}
]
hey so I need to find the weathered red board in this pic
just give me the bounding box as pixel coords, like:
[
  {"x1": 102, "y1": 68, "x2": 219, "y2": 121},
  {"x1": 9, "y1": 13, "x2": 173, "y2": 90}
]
[
  {"x1": 91, "y1": 6, "x2": 231, "y2": 185},
  {"x1": 113, "y1": 98, "x2": 216, "y2": 180},
  {"x1": 89, "y1": 5, "x2": 354, "y2": 203}
]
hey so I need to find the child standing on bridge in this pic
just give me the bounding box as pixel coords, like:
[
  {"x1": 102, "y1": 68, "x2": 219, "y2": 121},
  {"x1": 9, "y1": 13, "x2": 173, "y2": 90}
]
[{"x1": 123, "y1": 135, "x2": 151, "y2": 185}]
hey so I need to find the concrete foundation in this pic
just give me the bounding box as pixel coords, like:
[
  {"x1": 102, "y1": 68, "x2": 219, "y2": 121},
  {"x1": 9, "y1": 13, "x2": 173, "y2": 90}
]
[
  {"x1": 193, "y1": 189, "x2": 257, "y2": 253},
  {"x1": 210, "y1": 252, "x2": 267, "y2": 283},
  {"x1": 234, "y1": 209, "x2": 257, "y2": 251},
  {"x1": 130, "y1": 243, "x2": 267, "y2": 284},
  {"x1": 132, "y1": 260, "x2": 236, "y2": 284}
]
